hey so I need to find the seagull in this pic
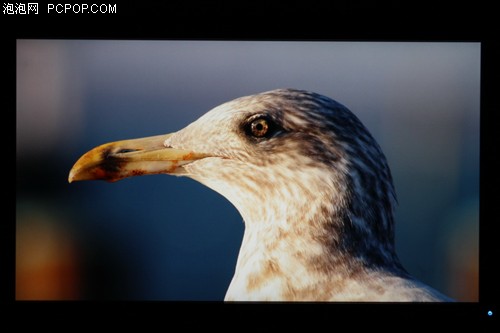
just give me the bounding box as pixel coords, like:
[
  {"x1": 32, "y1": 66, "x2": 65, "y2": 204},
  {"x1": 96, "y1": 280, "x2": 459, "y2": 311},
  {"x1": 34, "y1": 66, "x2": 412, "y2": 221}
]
[{"x1": 69, "y1": 88, "x2": 453, "y2": 301}]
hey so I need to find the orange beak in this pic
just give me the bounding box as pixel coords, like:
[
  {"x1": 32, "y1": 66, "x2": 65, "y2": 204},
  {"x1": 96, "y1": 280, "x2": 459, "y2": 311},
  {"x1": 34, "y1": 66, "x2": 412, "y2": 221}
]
[{"x1": 68, "y1": 133, "x2": 209, "y2": 183}]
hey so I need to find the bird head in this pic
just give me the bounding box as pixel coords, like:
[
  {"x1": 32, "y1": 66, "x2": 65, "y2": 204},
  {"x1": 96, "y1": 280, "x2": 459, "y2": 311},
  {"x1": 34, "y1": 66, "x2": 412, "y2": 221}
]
[{"x1": 69, "y1": 89, "x2": 399, "y2": 266}]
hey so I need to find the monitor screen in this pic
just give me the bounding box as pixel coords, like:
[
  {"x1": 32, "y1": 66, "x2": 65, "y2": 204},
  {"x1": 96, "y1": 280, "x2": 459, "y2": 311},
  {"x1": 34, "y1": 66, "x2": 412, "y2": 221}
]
[{"x1": 16, "y1": 40, "x2": 480, "y2": 303}]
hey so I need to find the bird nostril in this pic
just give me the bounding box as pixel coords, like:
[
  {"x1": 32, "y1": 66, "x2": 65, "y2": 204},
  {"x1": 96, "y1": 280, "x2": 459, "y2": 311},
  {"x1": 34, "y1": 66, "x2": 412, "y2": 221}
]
[{"x1": 116, "y1": 149, "x2": 138, "y2": 154}]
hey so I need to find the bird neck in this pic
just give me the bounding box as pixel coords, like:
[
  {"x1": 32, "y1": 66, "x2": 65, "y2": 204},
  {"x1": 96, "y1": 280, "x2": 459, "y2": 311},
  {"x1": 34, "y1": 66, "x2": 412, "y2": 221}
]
[{"x1": 225, "y1": 208, "x2": 405, "y2": 301}]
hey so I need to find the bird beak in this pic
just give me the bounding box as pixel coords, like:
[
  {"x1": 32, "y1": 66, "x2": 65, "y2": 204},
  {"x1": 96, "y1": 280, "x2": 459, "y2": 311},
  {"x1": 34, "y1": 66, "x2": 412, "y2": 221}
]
[{"x1": 68, "y1": 133, "x2": 209, "y2": 183}]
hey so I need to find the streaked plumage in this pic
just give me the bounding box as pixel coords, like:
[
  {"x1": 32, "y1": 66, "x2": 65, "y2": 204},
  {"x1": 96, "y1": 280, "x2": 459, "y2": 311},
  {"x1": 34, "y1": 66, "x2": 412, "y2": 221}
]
[{"x1": 69, "y1": 88, "x2": 453, "y2": 301}]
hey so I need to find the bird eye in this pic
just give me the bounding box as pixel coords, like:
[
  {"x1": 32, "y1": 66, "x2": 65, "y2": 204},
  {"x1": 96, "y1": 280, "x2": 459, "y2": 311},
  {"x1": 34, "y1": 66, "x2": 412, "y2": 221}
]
[
  {"x1": 250, "y1": 118, "x2": 269, "y2": 137},
  {"x1": 244, "y1": 114, "x2": 282, "y2": 140}
]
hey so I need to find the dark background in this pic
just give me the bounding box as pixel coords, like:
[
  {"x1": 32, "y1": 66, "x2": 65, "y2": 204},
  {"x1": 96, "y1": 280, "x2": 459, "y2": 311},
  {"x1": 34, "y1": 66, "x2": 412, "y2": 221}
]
[{"x1": 16, "y1": 41, "x2": 479, "y2": 301}]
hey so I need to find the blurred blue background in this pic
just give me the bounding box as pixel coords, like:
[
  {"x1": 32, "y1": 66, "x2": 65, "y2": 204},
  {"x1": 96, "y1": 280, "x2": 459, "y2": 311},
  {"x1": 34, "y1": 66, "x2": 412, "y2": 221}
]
[{"x1": 16, "y1": 41, "x2": 479, "y2": 301}]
